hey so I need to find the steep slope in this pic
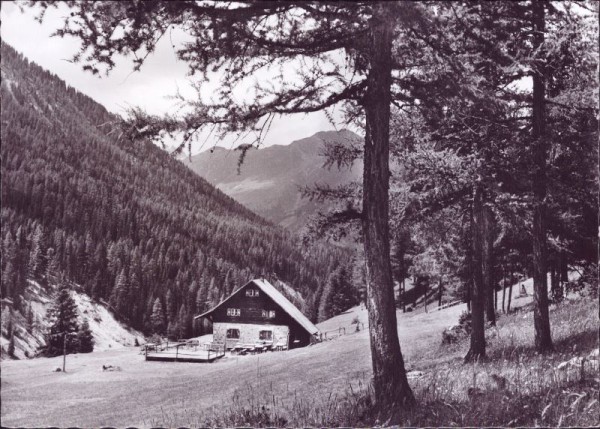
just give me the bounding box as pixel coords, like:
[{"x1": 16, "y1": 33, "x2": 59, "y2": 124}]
[
  {"x1": 184, "y1": 130, "x2": 363, "y2": 232},
  {"x1": 0, "y1": 42, "x2": 346, "y2": 340},
  {"x1": 0, "y1": 280, "x2": 144, "y2": 359}
]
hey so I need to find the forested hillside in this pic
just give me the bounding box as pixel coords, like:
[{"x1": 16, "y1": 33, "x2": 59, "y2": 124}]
[{"x1": 0, "y1": 42, "x2": 355, "y2": 337}]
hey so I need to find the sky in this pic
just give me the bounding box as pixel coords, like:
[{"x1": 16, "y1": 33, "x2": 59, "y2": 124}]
[{"x1": 0, "y1": 1, "x2": 341, "y2": 153}]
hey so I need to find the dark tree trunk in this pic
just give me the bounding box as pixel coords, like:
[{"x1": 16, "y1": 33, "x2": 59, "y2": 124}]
[
  {"x1": 465, "y1": 183, "x2": 486, "y2": 362},
  {"x1": 466, "y1": 278, "x2": 472, "y2": 313},
  {"x1": 560, "y1": 252, "x2": 569, "y2": 283},
  {"x1": 559, "y1": 251, "x2": 568, "y2": 297},
  {"x1": 483, "y1": 205, "x2": 495, "y2": 325},
  {"x1": 502, "y1": 264, "x2": 506, "y2": 313},
  {"x1": 361, "y1": 3, "x2": 414, "y2": 416},
  {"x1": 531, "y1": 0, "x2": 553, "y2": 353},
  {"x1": 494, "y1": 277, "x2": 498, "y2": 310},
  {"x1": 465, "y1": 240, "x2": 473, "y2": 312},
  {"x1": 402, "y1": 279, "x2": 406, "y2": 313},
  {"x1": 438, "y1": 279, "x2": 443, "y2": 308},
  {"x1": 550, "y1": 260, "x2": 561, "y2": 302},
  {"x1": 507, "y1": 267, "x2": 514, "y2": 313}
]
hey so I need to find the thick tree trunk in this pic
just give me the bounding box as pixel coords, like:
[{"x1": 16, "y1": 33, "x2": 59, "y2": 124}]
[
  {"x1": 361, "y1": 3, "x2": 414, "y2": 417},
  {"x1": 465, "y1": 182, "x2": 486, "y2": 362},
  {"x1": 483, "y1": 205, "x2": 495, "y2": 325},
  {"x1": 531, "y1": 0, "x2": 553, "y2": 353}
]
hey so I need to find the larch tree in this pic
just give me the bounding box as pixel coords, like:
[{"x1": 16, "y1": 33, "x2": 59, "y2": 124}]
[
  {"x1": 27, "y1": 0, "x2": 437, "y2": 415},
  {"x1": 441, "y1": 0, "x2": 598, "y2": 353}
]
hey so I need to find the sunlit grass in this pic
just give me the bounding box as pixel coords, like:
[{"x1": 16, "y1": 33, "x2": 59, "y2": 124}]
[{"x1": 183, "y1": 298, "x2": 598, "y2": 427}]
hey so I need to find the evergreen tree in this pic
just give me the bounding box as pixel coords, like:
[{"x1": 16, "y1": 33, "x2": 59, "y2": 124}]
[
  {"x1": 28, "y1": 223, "x2": 47, "y2": 281},
  {"x1": 110, "y1": 269, "x2": 129, "y2": 316},
  {"x1": 26, "y1": 304, "x2": 34, "y2": 334},
  {"x1": 2, "y1": 232, "x2": 17, "y2": 299},
  {"x1": 317, "y1": 275, "x2": 335, "y2": 323},
  {"x1": 77, "y1": 319, "x2": 94, "y2": 353},
  {"x1": 2, "y1": 261, "x2": 16, "y2": 301},
  {"x1": 43, "y1": 283, "x2": 80, "y2": 357},
  {"x1": 45, "y1": 247, "x2": 61, "y2": 283},
  {"x1": 8, "y1": 328, "x2": 16, "y2": 358},
  {"x1": 330, "y1": 265, "x2": 358, "y2": 315},
  {"x1": 165, "y1": 289, "x2": 176, "y2": 322},
  {"x1": 166, "y1": 320, "x2": 179, "y2": 341},
  {"x1": 150, "y1": 298, "x2": 165, "y2": 335}
]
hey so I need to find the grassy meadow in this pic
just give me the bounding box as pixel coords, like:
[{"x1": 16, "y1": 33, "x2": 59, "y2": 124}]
[{"x1": 1, "y1": 284, "x2": 597, "y2": 427}]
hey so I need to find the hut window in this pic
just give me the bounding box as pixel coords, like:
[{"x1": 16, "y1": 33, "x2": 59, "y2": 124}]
[
  {"x1": 227, "y1": 308, "x2": 241, "y2": 316},
  {"x1": 262, "y1": 310, "x2": 276, "y2": 319},
  {"x1": 246, "y1": 289, "x2": 259, "y2": 297},
  {"x1": 226, "y1": 329, "x2": 240, "y2": 339},
  {"x1": 259, "y1": 330, "x2": 272, "y2": 341}
]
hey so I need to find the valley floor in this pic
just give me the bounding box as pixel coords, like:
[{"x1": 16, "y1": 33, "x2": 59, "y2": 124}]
[{"x1": 1, "y1": 282, "x2": 597, "y2": 427}]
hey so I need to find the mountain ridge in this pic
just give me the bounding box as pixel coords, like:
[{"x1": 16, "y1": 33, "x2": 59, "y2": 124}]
[{"x1": 184, "y1": 129, "x2": 363, "y2": 232}]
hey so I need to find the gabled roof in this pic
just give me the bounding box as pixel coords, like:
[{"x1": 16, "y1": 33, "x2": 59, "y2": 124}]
[{"x1": 195, "y1": 279, "x2": 319, "y2": 335}]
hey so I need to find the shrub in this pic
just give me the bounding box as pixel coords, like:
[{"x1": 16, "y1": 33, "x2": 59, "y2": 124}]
[
  {"x1": 458, "y1": 310, "x2": 472, "y2": 332},
  {"x1": 442, "y1": 310, "x2": 472, "y2": 345}
]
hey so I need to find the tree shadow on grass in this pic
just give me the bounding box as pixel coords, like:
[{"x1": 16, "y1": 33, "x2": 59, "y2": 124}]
[{"x1": 487, "y1": 328, "x2": 598, "y2": 362}]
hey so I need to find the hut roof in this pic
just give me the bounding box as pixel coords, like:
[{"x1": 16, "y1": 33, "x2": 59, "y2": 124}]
[{"x1": 194, "y1": 279, "x2": 319, "y2": 335}]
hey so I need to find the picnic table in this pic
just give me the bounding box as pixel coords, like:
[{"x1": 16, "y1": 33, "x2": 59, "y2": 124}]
[
  {"x1": 231, "y1": 341, "x2": 273, "y2": 355},
  {"x1": 274, "y1": 340, "x2": 288, "y2": 351}
]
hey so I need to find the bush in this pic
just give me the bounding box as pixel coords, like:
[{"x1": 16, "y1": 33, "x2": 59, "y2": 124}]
[
  {"x1": 441, "y1": 327, "x2": 460, "y2": 344},
  {"x1": 442, "y1": 311, "x2": 471, "y2": 345}
]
